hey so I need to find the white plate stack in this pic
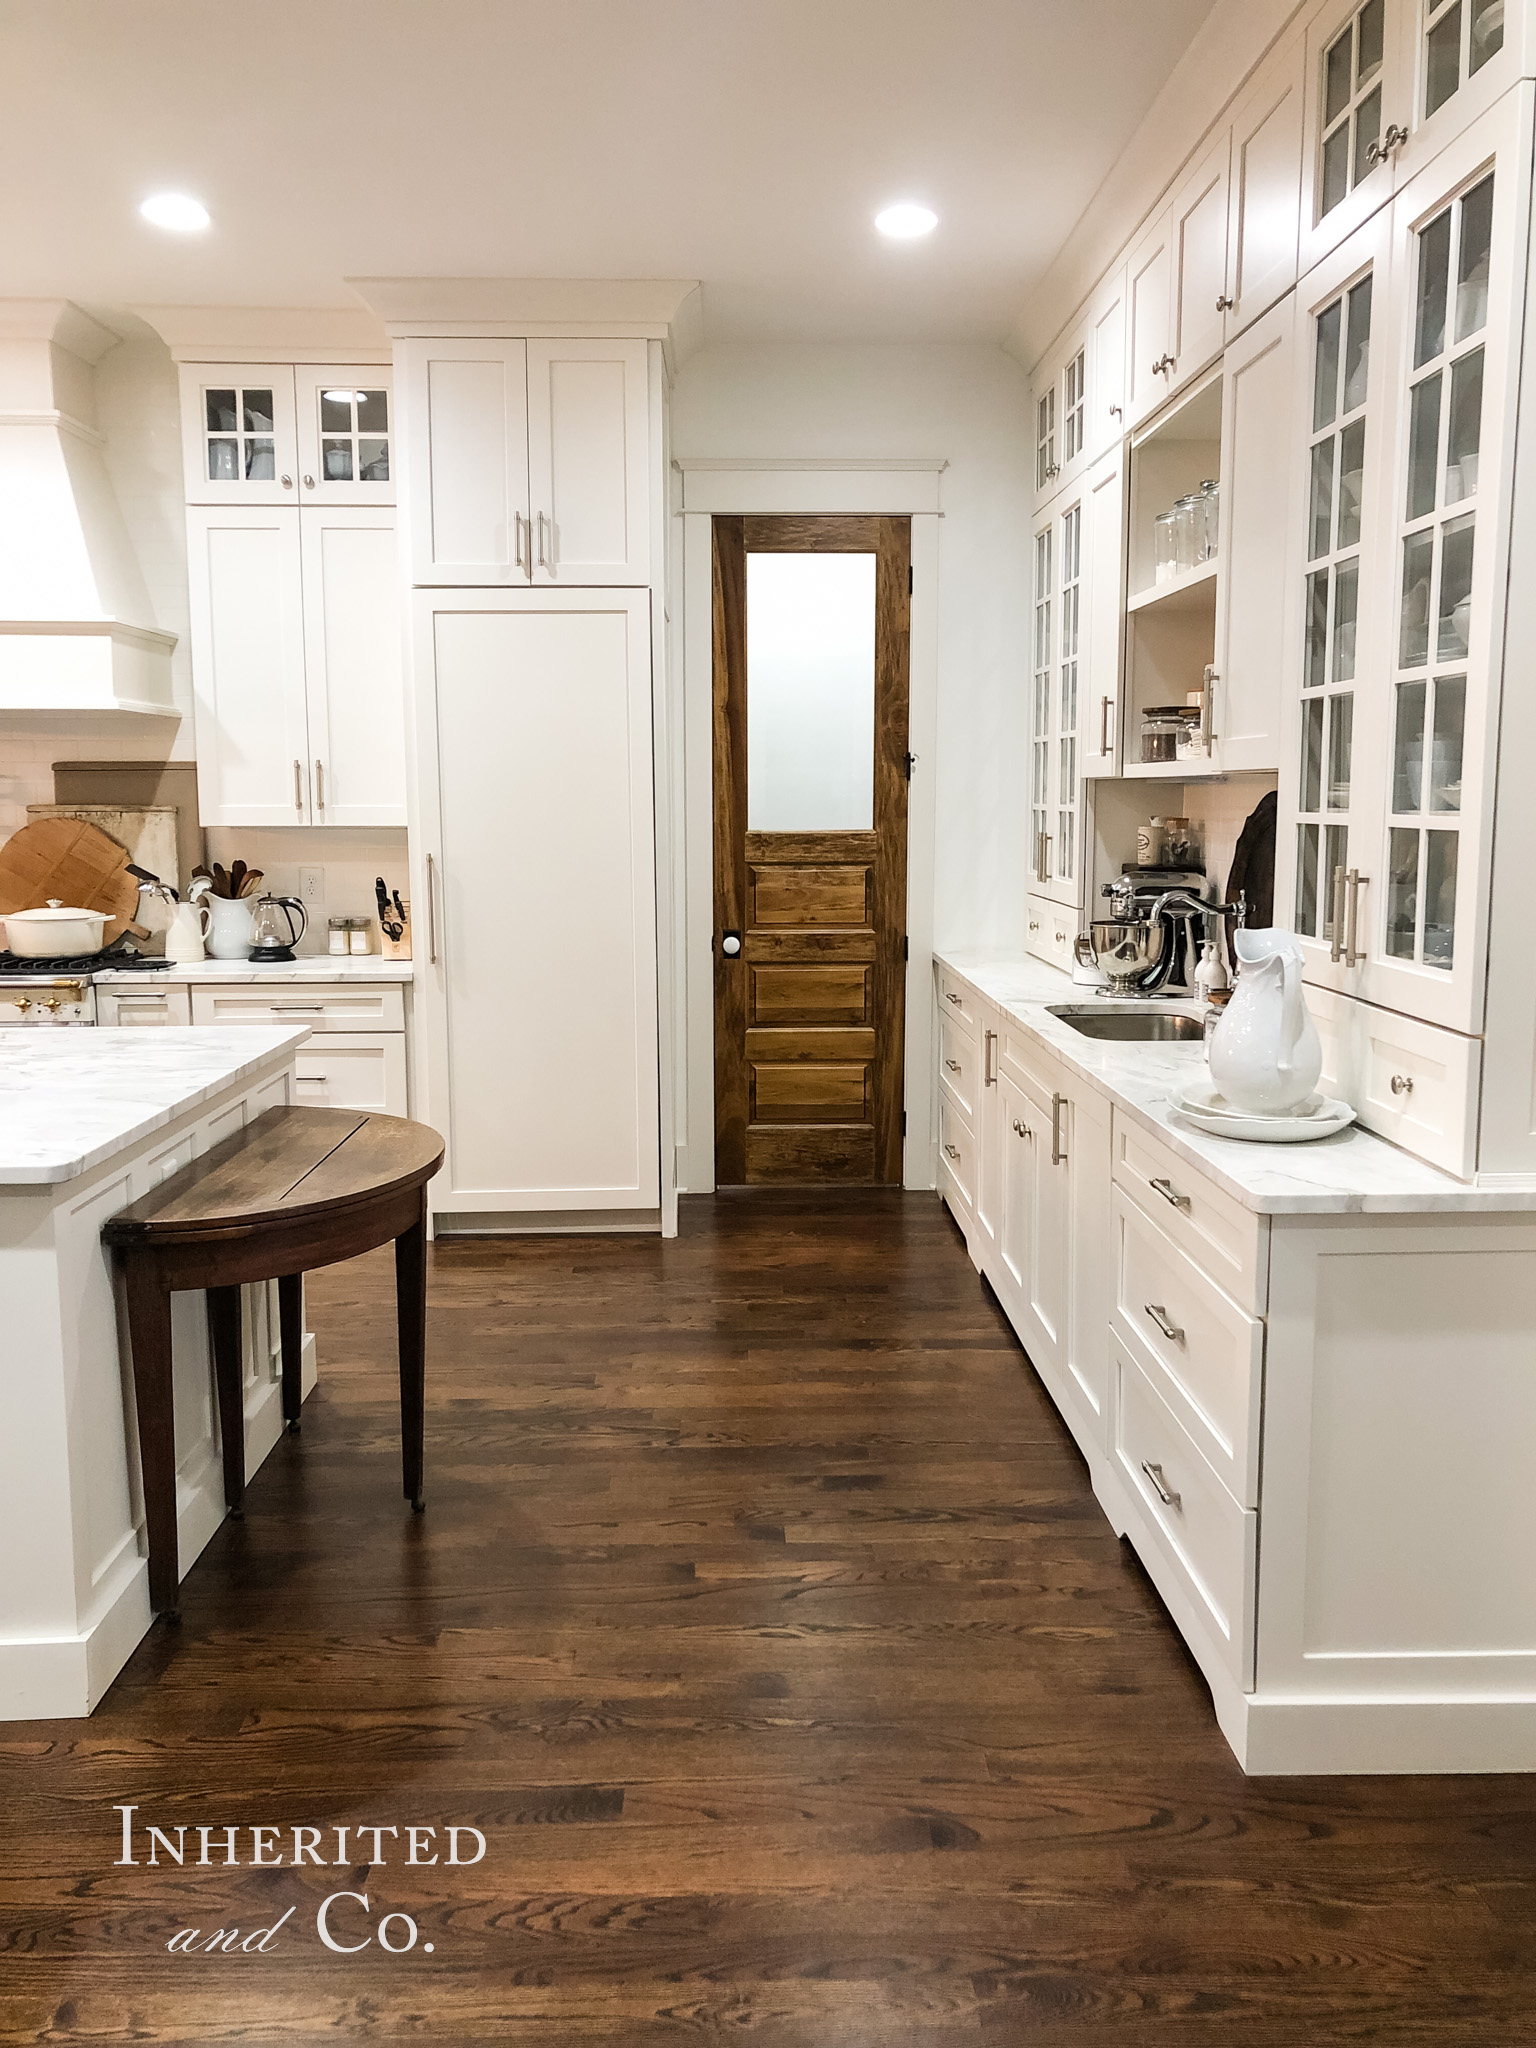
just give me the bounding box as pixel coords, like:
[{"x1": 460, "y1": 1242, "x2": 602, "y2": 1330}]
[{"x1": 1172, "y1": 1081, "x2": 1355, "y2": 1143}]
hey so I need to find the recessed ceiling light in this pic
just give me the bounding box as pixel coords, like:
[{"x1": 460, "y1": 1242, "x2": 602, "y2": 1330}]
[
  {"x1": 139, "y1": 193, "x2": 210, "y2": 232},
  {"x1": 875, "y1": 202, "x2": 938, "y2": 240}
]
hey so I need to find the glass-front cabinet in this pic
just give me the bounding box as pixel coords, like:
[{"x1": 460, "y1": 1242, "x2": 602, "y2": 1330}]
[
  {"x1": 1280, "y1": 91, "x2": 1529, "y2": 1036},
  {"x1": 1031, "y1": 486, "x2": 1087, "y2": 910},
  {"x1": 179, "y1": 363, "x2": 394, "y2": 507}
]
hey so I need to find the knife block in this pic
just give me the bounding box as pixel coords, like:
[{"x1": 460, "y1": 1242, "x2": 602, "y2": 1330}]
[{"x1": 380, "y1": 904, "x2": 412, "y2": 961}]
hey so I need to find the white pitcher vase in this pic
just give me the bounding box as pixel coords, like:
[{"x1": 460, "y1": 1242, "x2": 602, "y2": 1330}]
[
  {"x1": 204, "y1": 893, "x2": 256, "y2": 961},
  {"x1": 1207, "y1": 928, "x2": 1322, "y2": 1115}
]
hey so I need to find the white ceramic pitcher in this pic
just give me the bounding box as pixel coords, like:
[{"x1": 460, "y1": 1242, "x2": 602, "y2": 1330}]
[
  {"x1": 164, "y1": 899, "x2": 211, "y2": 963},
  {"x1": 1207, "y1": 928, "x2": 1322, "y2": 1115},
  {"x1": 204, "y1": 893, "x2": 256, "y2": 961}
]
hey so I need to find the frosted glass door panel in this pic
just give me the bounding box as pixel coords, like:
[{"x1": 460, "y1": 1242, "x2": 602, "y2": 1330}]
[{"x1": 746, "y1": 553, "x2": 876, "y2": 832}]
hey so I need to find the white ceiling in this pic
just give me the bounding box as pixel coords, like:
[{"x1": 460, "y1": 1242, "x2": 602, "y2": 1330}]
[{"x1": 0, "y1": 0, "x2": 1217, "y2": 346}]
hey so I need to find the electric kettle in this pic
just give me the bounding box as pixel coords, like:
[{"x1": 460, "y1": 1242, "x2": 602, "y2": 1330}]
[{"x1": 248, "y1": 894, "x2": 308, "y2": 963}]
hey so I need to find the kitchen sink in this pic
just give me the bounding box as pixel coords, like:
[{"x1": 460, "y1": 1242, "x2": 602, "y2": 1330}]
[{"x1": 1047, "y1": 1005, "x2": 1207, "y2": 1042}]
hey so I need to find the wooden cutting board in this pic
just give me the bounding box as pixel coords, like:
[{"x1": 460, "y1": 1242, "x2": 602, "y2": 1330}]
[{"x1": 0, "y1": 816, "x2": 145, "y2": 944}]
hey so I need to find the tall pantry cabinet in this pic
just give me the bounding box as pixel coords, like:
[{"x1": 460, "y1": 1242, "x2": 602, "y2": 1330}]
[{"x1": 397, "y1": 331, "x2": 665, "y2": 1227}]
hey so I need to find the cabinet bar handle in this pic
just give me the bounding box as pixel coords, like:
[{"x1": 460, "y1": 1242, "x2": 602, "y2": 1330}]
[
  {"x1": 315, "y1": 758, "x2": 325, "y2": 811},
  {"x1": 984, "y1": 1029, "x2": 997, "y2": 1087},
  {"x1": 426, "y1": 852, "x2": 439, "y2": 964},
  {"x1": 294, "y1": 758, "x2": 304, "y2": 813},
  {"x1": 1100, "y1": 695, "x2": 1112, "y2": 754},
  {"x1": 1140, "y1": 1460, "x2": 1182, "y2": 1510},
  {"x1": 536, "y1": 511, "x2": 549, "y2": 568},
  {"x1": 1144, "y1": 1302, "x2": 1184, "y2": 1343},
  {"x1": 514, "y1": 511, "x2": 527, "y2": 571},
  {"x1": 1200, "y1": 664, "x2": 1217, "y2": 754},
  {"x1": 943, "y1": 1142, "x2": 961, "y2": 1161},
  {"x1": 113, "y1": 995, "x2": 169, "y2": 1004},
  {"x1": 944, "y1": 1058, "x2": 961, "y2": 1073},
  {"x1": 945, "y1": 991, "x2": 962, "y2": 1006},
  {"x1": 1345, "y1": 869, "x2": 1369, "y2": 969},
  {"x1": 1050, "y1": 1091, "x2": 1067, "y2": 1166},
  {"x1": 1330, "y1": 865, "x2": 1349, "y2": 964},
  {"x1": 271, "y1": 1004, "x2": 324, "y2": 1012},
  {"x1": 1149, "y1": 1176, "x2": 1190, "y2": 1211},
  {"x1": 299, "y1": 1073, "x2": 329, "y2": 1082}
]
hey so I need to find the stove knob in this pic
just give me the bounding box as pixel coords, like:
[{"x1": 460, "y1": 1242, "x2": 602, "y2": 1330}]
[
  {"x1": 41, "y1": 996, "x2": 62, "y2": 1013},
  {"x1": 12, "y1": 996, "x2": 31, "y2": 1013}
]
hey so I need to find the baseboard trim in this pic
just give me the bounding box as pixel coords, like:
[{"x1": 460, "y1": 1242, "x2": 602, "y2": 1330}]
[{"x1": 434, "y1": 1209, "x2": 662, "y2": 1236}]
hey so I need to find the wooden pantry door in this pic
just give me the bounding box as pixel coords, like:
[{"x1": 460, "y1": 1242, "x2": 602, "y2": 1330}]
[{"x1": 713, "y1": 514, "x2": 911, "y2": 1184}]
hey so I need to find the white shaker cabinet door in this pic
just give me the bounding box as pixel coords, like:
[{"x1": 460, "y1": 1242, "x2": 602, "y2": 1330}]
[
  {"x1": 1225, "y1": 35, "x2": 1304, "y2": 340},
  {"x1": 299, "y1": 507, "x2": 407, "y2": 826},
  {"x1": 412, "y1": 589, "x2": 660, "y2": 1214},
  {"x1": 1088, "y1": 265, "x2": 1128, "y2": 459},
  {"x1": 1126, "y1": 209, "x2": 1176, "y2": 426},
  {"x1": 1169, "y1": 132, "x2": 1233, "y2": 397},
  {"x1": 1213, "y1": 293, "x2": 1297, "y2": 773},
  {"x1": 187, "y1": 506, "x2": 312, "y2": 826},
  {"x1": 526, "y1": 340, "x2": 651, "y2": 585},
  {"x1": 400, "y1": 338, "x2": 531, "y2": 585},
  {"x1": 1083, "y1": 447, "x2": 1126, "y2": 778}
]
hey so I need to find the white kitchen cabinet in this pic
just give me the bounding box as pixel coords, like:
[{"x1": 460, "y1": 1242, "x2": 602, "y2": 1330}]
[
  {"x1": 1034, "y1": 269, "x2": 1130, "y2": 514},
  {"x1": 400, "y1": 337, "x2": 649, "y2": 587},
  {"x1": 1029, "y1": 483, "x2": 1086, "y2": 909},
  {"x1": 972, "y1": 1008, "x2": 1003, "y2": 1264},
  {"x1": 1088, "y1": 266, "x2": 1129, "y2": 458},
  {"x1": 180, "y1": 364, "x2": 393, "y2": 507},
  {"x1": 186, "y1": 507, "x2": 310, "y2": 826},
  {"x1": 293, "y1": 1034, "x2": 408, "y2": 1116},
  {"x1": 1126, "y1": 208, "x2": 1177, "y2": 427},
  {"x1": 1169, "y1": 132, "x2": 1233, "y2": 398},
  {"x1": 188, "y1": 505, "x2": 405, "y2": 828},
  {"x1": 299, "y1": 508, "x2": 407, "y2": 827},
  {"x1": 1225, "y1": 35, "x2": 1305, "y2": 337},
  {"x1": 1082, "y1": 447, "x2": 1126, "y2": 778},
  {"x1": 410, "y1": 589, "x2": 660, "y2": 1221},
  {"x1": 94, "y1": 985, "x2": 193, "y2": 1028},
  {"x1": 1279, "y1": 93, "x2": 1531, "y2": 1069}
]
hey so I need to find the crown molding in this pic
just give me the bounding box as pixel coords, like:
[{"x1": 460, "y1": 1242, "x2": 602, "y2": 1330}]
[{"x1": 132, "y1": 305, "x2": 390, "y2": 363}]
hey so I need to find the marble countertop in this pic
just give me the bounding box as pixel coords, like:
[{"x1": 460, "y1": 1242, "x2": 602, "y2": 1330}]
[
  {"x1": 0, "y1": 1027, "x2": 310, "y2": 1187},
  {"x1": 937, "y1": 950, "x2": 1536, "y2": 1216},
  {"x1": 94, "y1": 956, "x2": 413, "y2": 984}
]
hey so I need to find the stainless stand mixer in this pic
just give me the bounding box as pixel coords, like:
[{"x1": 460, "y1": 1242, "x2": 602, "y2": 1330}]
[{"x1": 1075, "y1": 869, "x2": 1241, "y2": 997}]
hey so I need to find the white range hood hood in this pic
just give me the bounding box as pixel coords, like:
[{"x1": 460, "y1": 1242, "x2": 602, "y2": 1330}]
[{"x1": 0, "y1": 300, "x2": 176, "y2": 715}]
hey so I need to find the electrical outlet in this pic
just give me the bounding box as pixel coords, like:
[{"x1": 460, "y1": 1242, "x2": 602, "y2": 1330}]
[{"x1": 298, "y1": 866, "x2": 326, "y2": 913}]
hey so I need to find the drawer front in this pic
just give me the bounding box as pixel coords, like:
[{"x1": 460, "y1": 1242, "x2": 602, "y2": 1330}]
[
  {"x1": 1111, "y1": 1183, "x2": 1263, "y2": 1505},
  {"x1": 294, "y1": 1034, "x2": 408, "y2": 1116},
  {"x1": 935, "y1": 965, "x2": 978, "y2": 1036},
  {"x1": 938, "y1": 1014, "x2": 978, "y2": 1119},
  {"x1": 1112, "y1": 1110, "x2": 1266, "y2": 1312},
  {"x1": 1310, "y1": 986, "x2": 1479, "y2": 1179},
  {"x1": 191, "y1": 983, "x2": 406, "y2": 1033},
  {"x1": 938, "y1": 1095, "x2": 974, "y2": 1211},
  {"x1": 98, "y1": 985, "x2": 193, "y2": 1027},
  {"x1": 1112, "y1": 1338, "x2": 1257, "y2": 1690},
  {"x1": 999, "y1": 1016, "x2": 1058, "y2": 1097},
  {"x1": 1025, "y1": 895, "x2": 1075, "y2": 971}
]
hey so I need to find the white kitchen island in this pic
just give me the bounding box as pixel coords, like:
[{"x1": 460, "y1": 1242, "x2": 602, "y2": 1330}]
[{"x1": 0, "y1": 1027, "x2": 310, "y2": 1719}]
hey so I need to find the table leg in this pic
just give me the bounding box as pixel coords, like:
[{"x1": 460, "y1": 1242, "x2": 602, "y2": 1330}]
[
  {"x1": 395, "y1": 1192, "x2": 427, "y2": 1512},
  {"x1": 122, "y1": 1258, "x2": 180, "y2": 1620},
  {"x1": 277, "y1": 1272, "x2": 304, "y2": 1434},
  {"x1": 206, "y1": 1285, "x2": 246, "y2": 1520}
]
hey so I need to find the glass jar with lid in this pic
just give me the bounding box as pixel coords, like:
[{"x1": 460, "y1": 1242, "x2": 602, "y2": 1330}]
[
  {"x1": 1172, "y1": 494, "x2": 1202, "y2": 573},
  {"x1": 1197, "y1": 478, "x2": 1220, "y2": 562},
  {"x1": 1154, "y1": 509, "x2": 1180, "y2": 585},
  {"x1": 1141, "y1": 714, "x2": 1181, "y2": 764}
]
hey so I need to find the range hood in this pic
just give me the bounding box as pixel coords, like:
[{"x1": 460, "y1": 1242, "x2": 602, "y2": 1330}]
[{"x1": 0, "y1": 301, "x2": 176, "y2": 715}]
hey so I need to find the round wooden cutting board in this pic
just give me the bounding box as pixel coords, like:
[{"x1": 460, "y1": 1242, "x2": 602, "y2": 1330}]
[{"x1": 0, "y1": 816, "x2": 145, "y2": 944}]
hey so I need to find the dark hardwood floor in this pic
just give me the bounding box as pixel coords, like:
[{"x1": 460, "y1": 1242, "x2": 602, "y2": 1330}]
[{"x1": 4, "y1": 1190, "x2": 1535, "y2": 2045}]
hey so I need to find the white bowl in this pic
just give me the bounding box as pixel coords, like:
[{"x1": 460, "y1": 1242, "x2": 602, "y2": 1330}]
[{"x1": 3, "y1": 901, "x2": 109, "y2": 957}]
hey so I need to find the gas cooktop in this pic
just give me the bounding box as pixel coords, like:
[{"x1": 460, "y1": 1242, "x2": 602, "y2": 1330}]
[{"x1": 0, "y1": 948, "x2": 170, "y2": 977}]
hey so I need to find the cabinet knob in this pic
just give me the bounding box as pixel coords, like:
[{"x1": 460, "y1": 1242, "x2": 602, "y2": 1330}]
[
  {"x1": 1215, "y1": 295, "x2": 1235, "y2": 312},
  {"x1": 303, "y1": 474, "x2": 316, "y2": 489},
  {"x1": 1390, "y1": 1073, "x2": 1415, "y2": 1096},
  {"x1": 280, "y1": 473, "x2": 293, "y2": 489},
  {"x1": 1152, "y1": 354, "x2": 1176, "y2": 376},
  {"x1": 1365, "y1": 123, "x2": 1409, "y2": 165}
]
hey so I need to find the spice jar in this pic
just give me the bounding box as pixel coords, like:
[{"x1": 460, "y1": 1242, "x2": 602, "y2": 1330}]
[
  {"x1": 328, "y1": 916, "x2": 349, "y2": 957},
  {"x1": 348, "y1": 917, "x2": 371, "y2": 956},
  {"x1": 1136, "y1": 818, "x2": 1167, "y2": 865}
]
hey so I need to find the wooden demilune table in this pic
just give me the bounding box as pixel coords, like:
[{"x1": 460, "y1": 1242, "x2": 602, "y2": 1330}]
[{"x1": 104, "y1": 1105, "x2": 444, "y2": 1619}]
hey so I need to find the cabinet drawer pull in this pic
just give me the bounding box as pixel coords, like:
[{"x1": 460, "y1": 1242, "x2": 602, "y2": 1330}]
[
  {"x1": 944, "y1": 1058, "x2": 961, "y2": 1073},
  {"x1": 1143, "y1": 1302, "x2": 1184, "y2": 1343},
  {"x1": 944, "y1": 991, "x2": 963, "y2": 1006},
  {"x1": 1149, "y1": 1176, "x2": 1190, "y2": 1210},
  {"x1": 427, "y1": 852, "x2": 439, "y2": 964},
  {"x1": 114, "y1": 995, "x2": 168, "y2": 1005},
  {"x1": 983, "y1": 1029, "x2": 997, "y2": 1087},
  {"x1": 298, "y1": 1073, "x2": 329, "y2": 1083},
  {"x1": 1390, "y1": 1073, "x2": 1414, "y2": 1096},
  {"x1": 1050, "y1": 1091, "x2": 1067, "y2": 1165},
  {"x1": 943, "y1": 1143, "x2": 961, "y2": 1161},
  {"x1": 271, "y1": 1004, "x2": 324, "y2": 1013},
  {"x1": 1140, "y1": 1460, "x2": 1182, "y2": 1510}
]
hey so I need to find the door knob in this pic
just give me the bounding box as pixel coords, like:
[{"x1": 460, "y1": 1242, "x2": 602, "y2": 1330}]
[{"x1": 721, "y1": 932, "x2": 742, "y2": 958}]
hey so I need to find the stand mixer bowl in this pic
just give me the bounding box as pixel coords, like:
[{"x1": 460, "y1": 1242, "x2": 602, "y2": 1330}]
[{"x1": 1074, "y1": 919, "x2": 1167, "y2": 993}]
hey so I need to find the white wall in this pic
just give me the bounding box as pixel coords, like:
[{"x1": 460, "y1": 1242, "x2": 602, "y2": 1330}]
[{"x1": 671, "y1": 341, "x2": 1033, "y2": 954}]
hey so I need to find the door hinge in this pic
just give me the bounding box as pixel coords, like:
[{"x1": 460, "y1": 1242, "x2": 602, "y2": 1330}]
[
  {"x1": 903, "y1": 751, "x2": 917, "y2": 780},
  {"x1": 908, "y1": 565, "x2": 914, "y2": 595},
  {"x1": 901, "y1": 1109, "x2": 908, "y2": 1136},
  {"x1": 902, "y1": 934, "x2": 909, "y2": 961}
]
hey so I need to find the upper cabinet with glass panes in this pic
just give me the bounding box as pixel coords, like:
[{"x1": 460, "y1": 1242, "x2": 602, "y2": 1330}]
[{"x1": 179, "y1": 363, "x2": 393, "y2": 506}]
